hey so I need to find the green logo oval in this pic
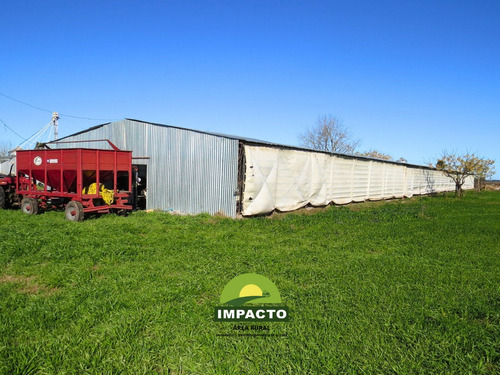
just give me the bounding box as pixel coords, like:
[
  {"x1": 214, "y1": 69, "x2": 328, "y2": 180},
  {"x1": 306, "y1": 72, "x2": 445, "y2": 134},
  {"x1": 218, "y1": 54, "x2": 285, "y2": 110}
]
[{"x1": 219, "y1": 273, "x2": 282, "y2": 306}]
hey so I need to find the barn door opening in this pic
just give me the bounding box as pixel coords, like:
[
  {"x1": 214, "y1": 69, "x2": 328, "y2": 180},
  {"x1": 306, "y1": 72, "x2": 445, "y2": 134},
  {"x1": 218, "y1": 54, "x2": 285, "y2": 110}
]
[{"x1": 132, "y1": 164, "x2": 147, "y2": 210}]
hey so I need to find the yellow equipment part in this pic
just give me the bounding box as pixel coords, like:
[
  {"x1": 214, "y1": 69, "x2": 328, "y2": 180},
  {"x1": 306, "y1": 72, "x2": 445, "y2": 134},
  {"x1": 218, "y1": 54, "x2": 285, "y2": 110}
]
[{"x1": 82, "y1": 183, "x2": 115, "y2": 205}]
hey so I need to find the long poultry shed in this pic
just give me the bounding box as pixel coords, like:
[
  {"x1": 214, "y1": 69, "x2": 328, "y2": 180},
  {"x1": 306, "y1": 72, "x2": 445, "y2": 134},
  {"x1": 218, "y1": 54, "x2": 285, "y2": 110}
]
[{"x1": 53, "y1": 119, "x2": 474, "y2": 217}]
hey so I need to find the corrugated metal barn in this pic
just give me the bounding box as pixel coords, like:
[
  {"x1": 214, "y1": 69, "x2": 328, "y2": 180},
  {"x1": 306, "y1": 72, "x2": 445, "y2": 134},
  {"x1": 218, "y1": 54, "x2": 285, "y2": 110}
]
[{"x1": 55, "y1": 119, "x2": 473, "y2": 217}]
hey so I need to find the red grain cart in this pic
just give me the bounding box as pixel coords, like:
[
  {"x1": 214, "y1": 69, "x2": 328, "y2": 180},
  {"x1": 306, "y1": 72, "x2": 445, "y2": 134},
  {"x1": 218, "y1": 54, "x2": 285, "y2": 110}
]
[{"x1": 14, "y1": 140, "x2": 132, "y2": 221}]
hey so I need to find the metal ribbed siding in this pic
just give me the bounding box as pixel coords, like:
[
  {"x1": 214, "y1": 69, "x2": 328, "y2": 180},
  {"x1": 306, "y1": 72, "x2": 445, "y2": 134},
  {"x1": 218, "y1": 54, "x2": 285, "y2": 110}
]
[{"x1": 56, "y1": 120, "x2": 239, "y2": 217}]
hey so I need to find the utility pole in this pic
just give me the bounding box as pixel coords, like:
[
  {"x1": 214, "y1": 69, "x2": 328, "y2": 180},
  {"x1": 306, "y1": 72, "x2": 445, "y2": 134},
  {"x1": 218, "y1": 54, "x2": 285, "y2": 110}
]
[{"x1": 52, "y1": 112, "x2": 59, "y2": 141}]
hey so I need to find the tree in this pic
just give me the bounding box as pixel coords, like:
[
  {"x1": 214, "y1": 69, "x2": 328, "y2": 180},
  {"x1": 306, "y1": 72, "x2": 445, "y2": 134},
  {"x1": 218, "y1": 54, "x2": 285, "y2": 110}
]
[
  {"x1": 0, "y1": 141, "x2": 11, "y2": 160},
  {"x1": 299, "y1": 115, "x2": 360, "y2": 154},
  {"x1": 474, "y1": 158, "x2": 496, "y2": 191},
  {"x1": 436, "y1": 151, "x2": 495, "y2": 197},
  {"x1": 356, "y1": 150, "x2": 392, "y2": 161}
]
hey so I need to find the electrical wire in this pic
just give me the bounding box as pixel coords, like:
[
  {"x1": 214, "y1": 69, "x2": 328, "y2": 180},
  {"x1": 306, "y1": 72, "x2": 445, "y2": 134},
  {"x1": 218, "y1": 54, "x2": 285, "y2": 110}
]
[
  {"x1": 18, "y1": 121, "x2": 53, "y2": 150},
  {"x1": 2, "y1": 117, "x2": 54, "y2": 149},
  {"x1": 0, "y1": 118, "x2": 26, "y2": 140},
  {"x1": 59, "y1": 113, "x2": 116, "y2": 121},
  {"x1": 0, "y1": 91, "x2": 117, "y2": 122},
  {"x1": 0, "y1": 92, "x2": 52, "y2": 113}
]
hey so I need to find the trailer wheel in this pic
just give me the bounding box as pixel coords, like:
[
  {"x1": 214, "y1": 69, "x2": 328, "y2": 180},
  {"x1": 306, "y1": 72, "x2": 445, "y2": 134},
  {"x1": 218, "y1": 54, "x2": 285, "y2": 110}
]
[
  {"x1": 65, "y1": 201, "x2": 84, "y2": 222},
  {"x1": 21, "y1": 197, "x2": 39, "y2": 215},
  {"x1": 0, "y1": 187, "x2": 5, "y2": 209}
]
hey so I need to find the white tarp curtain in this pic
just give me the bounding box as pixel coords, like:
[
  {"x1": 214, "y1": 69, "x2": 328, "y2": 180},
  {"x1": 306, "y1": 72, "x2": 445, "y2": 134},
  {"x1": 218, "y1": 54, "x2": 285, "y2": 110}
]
[
  {"x1": 0, "y1": 159, "x2": 15, "y2": 175},
  {"x1": 242, "y1": 145, "x2": 474, "y2": 216}
]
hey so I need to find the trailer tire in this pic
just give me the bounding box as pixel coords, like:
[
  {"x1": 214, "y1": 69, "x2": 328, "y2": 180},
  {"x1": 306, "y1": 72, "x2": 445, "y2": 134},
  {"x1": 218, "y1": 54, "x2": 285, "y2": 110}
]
[
  {"x1": 21, "y1": 197, "x2": 39, "y2": 215},
  {"x1": 65, "y1": 201, "x2": 84, "y2": 222},
  {"x1": 0, "y1": 187, "x2": 5, "y2": 209}
]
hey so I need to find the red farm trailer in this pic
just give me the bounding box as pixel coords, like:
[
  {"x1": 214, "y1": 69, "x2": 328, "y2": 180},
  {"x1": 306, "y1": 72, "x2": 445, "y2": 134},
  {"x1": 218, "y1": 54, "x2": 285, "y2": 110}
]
[{"x1": 0, "y1": 140, "x2": 133, "y2": 221}]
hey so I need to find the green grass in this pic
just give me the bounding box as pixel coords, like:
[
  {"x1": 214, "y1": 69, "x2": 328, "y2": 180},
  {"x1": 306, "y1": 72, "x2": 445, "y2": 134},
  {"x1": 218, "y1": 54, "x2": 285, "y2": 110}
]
[{"x1": 0, "y1": 191, "x2": 499, "y2": 374}]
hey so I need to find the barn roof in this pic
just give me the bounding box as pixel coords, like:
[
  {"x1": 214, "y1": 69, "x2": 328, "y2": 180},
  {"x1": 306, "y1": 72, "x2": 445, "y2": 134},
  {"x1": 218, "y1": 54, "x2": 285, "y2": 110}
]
[{"x1": 57, "y1": 118, "x2": 435, "y2": 170}]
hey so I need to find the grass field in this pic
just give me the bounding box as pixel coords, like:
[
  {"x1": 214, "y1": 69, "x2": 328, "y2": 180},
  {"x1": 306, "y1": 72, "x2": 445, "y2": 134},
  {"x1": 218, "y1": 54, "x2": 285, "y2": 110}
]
[{"x1": 0, "y1": 191, "x2": 499, "y2": 374}]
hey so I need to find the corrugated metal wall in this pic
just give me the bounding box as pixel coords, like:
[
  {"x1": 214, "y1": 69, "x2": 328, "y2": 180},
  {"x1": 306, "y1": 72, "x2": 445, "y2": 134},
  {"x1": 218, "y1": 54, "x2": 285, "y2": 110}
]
[{"x1": 56, "y1": 120, "x2": 240, "y2": 217}]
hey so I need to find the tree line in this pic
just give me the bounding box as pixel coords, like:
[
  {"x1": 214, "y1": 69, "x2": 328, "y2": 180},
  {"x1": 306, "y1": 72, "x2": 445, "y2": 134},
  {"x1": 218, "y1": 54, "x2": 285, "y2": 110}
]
[{"x1": 299, "y1": 115, "x2": 495, "y2": 196}]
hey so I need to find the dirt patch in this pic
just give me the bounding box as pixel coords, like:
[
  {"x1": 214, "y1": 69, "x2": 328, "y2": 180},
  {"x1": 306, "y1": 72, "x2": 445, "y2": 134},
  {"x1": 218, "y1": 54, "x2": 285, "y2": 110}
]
[
  {"x1": 265, "y1": 205, "x2": 330, "y2": 219},
  {"x1": 0, "y1": 273, "x2": 59, "y2": 296},
  {"x1": 0, "y1": 274, "x2": 36, "y2": 284},
  {"x1": 484, "y1": 182, "x2": 500, "y2": 191},
  {"x1": 91, "y1": 264, "x2": 100, "y2": 271}
]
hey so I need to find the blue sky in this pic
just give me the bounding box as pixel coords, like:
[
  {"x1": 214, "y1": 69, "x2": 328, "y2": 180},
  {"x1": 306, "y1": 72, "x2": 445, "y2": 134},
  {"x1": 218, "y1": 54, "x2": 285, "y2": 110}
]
[{"x1": 1, "y1": 0, "x2": 498, "y2": 177}]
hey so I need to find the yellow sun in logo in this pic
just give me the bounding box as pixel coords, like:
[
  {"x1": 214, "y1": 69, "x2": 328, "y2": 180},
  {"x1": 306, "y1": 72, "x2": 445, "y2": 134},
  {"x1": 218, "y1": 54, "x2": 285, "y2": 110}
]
[{"x1": 239, "y1": 284, "x2": 263, "y2": 298}]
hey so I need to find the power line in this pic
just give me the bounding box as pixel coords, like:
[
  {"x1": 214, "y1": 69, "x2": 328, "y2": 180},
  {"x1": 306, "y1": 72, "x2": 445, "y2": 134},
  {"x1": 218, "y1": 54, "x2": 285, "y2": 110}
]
[
  {"x1": 0, "y1": 92, "x2": 52, "y2": 113},
  {"x1": 59, "y1": 112, "x2": 116, "y2": 121},
  {"x1": 0, "y1": 118, "x2": 26, "y2": 140},
  {"x1": 0, "y1": 92, "x2": 117, "y2": 122},
  {"x1": 18, "y1": 121, "x2": 54, "y2": 150},
  {"x1": 2, "y1": 117, "x2": 57, "y2": 148}
]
